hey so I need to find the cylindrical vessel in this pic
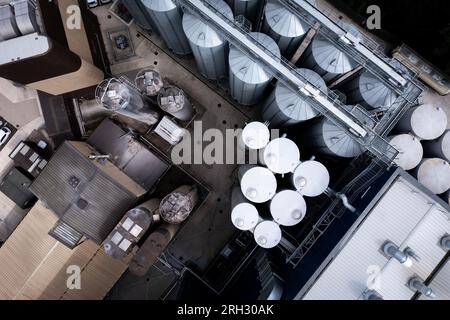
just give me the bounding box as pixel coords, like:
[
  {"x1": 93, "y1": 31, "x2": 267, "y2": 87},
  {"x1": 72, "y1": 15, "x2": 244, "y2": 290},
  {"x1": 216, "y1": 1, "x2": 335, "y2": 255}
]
[
  {"x1": 339, "y1": 71, "x2": 398, "y2": 110},
  {"x1": 142, "y1": 0, "x2": 191, "y2": 55},
  {"x1": 157, "y1": 85, "x2": 193, "y2": 121},
  {"x1": 159, "y1": 185, "x2": 199, "y2": 224},
  {"x1": 260, "y1": 137, "x2": 300, "y2": 174},
  {"x1": 301, "y1": 118, "x2": 365, "y2": 158},
  {"x1": 396, "y1": 104, "x2": 448, "y2": 140},
  {"x1": 389, "y1": 134, "x2": 423, "y2": 171},
  {"x1": 291, "y1": 160, "x2": 330, "y2": 197},
  {"x1": 231, "y1": 186, "x2": 260, "y2": 230},
  {"x1": 239, "y1": 165, "x2": 277, "y2": 203},
  {"x1": 182, "y1": 0, "x2": 234, "y2": 80},
  {"x1": 229, "y1": 32, "x2": 281, "y2": 106},
  {"x1": 239, "y1": 121, "x2": 271, "y2": 150},
  {"x1": 262, "y1": 68, "x2": 326, "y2": 127},
  {"x1": 123, "y1": 0, "x2": 155, "y2": 31},
  {"x1": 422, "y1": 130, "x2": 450, "y2": 162},
  {"x1": 270, "y1": 190, "x2": 307, "y2": 226},
  {"x1": 415, "y1": 158, "x2": 450, "y2": 195},
  {"x1": 253, "y1": 220, "x2": 282, "y2": 249},
  {"x1": 135, "y1": 68, "x2": 164, "y2": 97},
  {"x1": 228, "y1": 0, "x2": 263, "y2": 25},
  {"x1": 262, "y1": 0, "x2": 311, "y2": 57}
]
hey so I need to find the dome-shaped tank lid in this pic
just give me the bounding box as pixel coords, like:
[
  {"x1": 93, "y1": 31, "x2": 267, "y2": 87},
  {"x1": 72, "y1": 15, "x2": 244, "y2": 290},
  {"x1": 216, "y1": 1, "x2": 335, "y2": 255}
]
[
  {"x1": 274, "y1": 68, "x2": 326, "y2": 121},
  {"x1": 241, "y1": 122, "x2": 271, "y2": 150},
  {"x1": 232, "y1": 203, "x2": 259, "y2": 230},
  {"x1": 261, "y1": 137, "x2": 300, "y2": 174},
  {"x1": 182, "y1": 0, "x2": 233, "y2": 47},
  {"x1": 358, "y1": 71, "x2": 398, "y2": 108},
  {"x1": 240, "y1": 166, "x2": 277, "y2": 203},
  {"x1": 416, "y1": 158, "x2": 450, "y2": 195},
  {"x1": 292, "y1": 160, "x2": 330, "y2": 197},
  {"x1": 410, "y1": 104, "x2": 448, "y2": 140},
  {"x1": 264, "y1": 0, "x2": 311, "y2": 38},
  {"x1": 142, "y1": 0, "x2": 177, "y2": 11},
  {"x1": 229, "y1": 32, "x2": 281, "y2": 83},
  {"x1": 158, "y1": 86, "x2": 187, "y2": 113},
  {"x1": 322, "y1": 119, "x2": 365, "y2": 158},
  {"x1": 389, "y1": 134, "x2": 423, "y2": 171},
  {"x1": 270, "y1": 190, "x2": 307, "y2": 226},
  {"x1": 253, "y1": 221, "x2": 282, "y2": 249}
]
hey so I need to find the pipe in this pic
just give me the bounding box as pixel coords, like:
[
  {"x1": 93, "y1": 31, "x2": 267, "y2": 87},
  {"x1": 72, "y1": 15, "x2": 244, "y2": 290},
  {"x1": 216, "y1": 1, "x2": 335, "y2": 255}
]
[{"x1": 407, "y1": 277, "x2": 435, "y2": 298}]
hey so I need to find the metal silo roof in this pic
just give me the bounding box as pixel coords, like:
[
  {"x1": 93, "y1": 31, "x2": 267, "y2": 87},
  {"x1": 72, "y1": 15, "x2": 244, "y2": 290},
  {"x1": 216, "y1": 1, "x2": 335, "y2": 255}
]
[
  {"x1": 322, "y1": 119, "x2": 365, "y2": 158},
  {"x1": 358, "y1": 71, "x2": 398, "y2": 109},
  {"x1": 229, "y1": 32, "x2": 281, "y2": 83},
  {"x1": 264, "y1": 0, "x2": 309, "y2": 38},
  {"x1": 142, "y1": 0, "x2": 177, "y2": 11}
]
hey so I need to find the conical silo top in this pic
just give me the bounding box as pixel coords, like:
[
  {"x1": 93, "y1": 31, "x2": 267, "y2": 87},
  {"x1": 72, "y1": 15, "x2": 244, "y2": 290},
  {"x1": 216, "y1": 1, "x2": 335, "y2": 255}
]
[
  {"x1": 322, "y1": 119, "x2": 365, "y2": 158},
  {"x1": 265, "y1": 0, "x2": 310, "y2": 38},
  {"x1": 142, "y1": 0, "x2": 177, "y2": 11},
  {"x1": 229, "y1": 32, "x2": 281, "y2": 83},
  {"x1": 359, "y1": 71, "x2": 398, "y2": 108},
  {"x1": 182, "y1": 0, "x2": 233, "y2": 48}
]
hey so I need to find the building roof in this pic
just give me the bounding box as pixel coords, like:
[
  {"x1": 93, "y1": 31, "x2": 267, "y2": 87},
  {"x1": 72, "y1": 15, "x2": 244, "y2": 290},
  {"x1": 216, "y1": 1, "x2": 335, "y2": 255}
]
[{"x1": 30, "y1": 141, "x2": 146, "y2": 245}]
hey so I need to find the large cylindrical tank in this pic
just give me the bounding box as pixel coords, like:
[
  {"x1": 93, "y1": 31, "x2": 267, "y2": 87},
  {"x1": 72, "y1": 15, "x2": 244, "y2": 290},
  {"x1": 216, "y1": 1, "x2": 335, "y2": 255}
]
[
  {"x1": 229, "y1": 32, "x2": 281, "y2": 106},
  {"x1": 159, "y1": 185, "x2": 199, "y2": 224},
  {"x1": 422, "y1": 130, "x2": 450, "y2": 162},
  {"x1": 396, "y1": 104, "x2": 448, "y2": 140},
  {"x1": 291, "y1": 160, "x2": 330, "y2": 197},
  {"x1": 182, "y1": 0, "x2": 234, "y2": 80},
  {"x1": 262, "y1": 68, "x2": 326, "y2": 127},
  {"x1": 231, "y1": 186, "x2": 260, "y2": 230},
  {"x1": 0, "y1": 4, "x2": 20, "y2": 40},
  {"x1": 389, "y1": 134, "x2": 423, "y2": 171},
  {"x1": 157, "y1": 85, "x2": 193, "y2": 121},
  {"x1": 123, "y1": 0, "x2": 155, "y2": 31},
  {"x1": 142, "y1": 0, "x2": 191, "y2": 55},
  {"x1": 414, "y1": 158, "x2": 450, "y2": 195},
  {"x1": 262, "y1": 0, "x2": 311, "y2": 57},
  {"x1": 253, "y1": 220, "x2": 282, "y2": 249},
  {"x1": 259, "y1": 137, "x2": 300, "y2": 174},
  {"x1": 302, "y1": 118, "x2": 365, "y2": 158},
  {"x1": 135, "y1": 68, "x2": 164, "y2": 98},
  {"x1": 239, "y1": 165, "x2": 277, "y2": 203},
  {"x1": 270, "y1": 190, "x2": 307, "y2": 226},
  {"x1": 339, "y1": 71, "x2": 399, "y2": 110},
  {"x1": 239, "y1": 121, "x2": 271, "y2": 150},
  {"x1": 228, "y1": 0, "x2": 263, "y2": 25}
]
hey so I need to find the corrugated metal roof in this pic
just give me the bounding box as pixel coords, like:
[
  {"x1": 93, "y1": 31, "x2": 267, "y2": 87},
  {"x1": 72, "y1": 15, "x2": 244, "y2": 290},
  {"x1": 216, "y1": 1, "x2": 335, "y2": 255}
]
[{"x1": 420, "y1": 258, "x2": 450, "y2": 300}]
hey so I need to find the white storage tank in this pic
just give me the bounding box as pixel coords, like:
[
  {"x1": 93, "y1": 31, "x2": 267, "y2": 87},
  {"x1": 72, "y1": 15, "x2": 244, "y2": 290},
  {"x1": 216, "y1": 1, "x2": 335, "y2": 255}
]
[
  {"x1": 422, "y1": 130, "x2": 450, "y2": 162},
  {"x1": 260, "y1": 137, "x2": 300, "y2": 174},
  {"x1": 262, "y1": 0, "x2": 311, "y2": 57},
  {"x1": 389, "y1": 134, "x2": 423, "y2": 171},
  {"x1": 229, "y1": 32, "x2": 281, "y2": 106},
  {"x1": 415, "y1": 158, "x2": 450, "y2": 195},
  {"x1": 135, "y1": 68, "x2": 164, "y2": 98},
  {"x1": 157, "y1": 85, "x2": 193, "y2": 121},
  {"x1": 253, "y1": 220, "x2": 282, "y2": 249},
  {"x1": 159, "y1": 185, "x2": 199, "y2": 224},
  {"x1": 291, "y1": 160, "x2": 330, "y2": 197},
  {"x1": 182, "y1": 0, "x2": 234, "y2": 80},
  {"x1": 270, "y1": 190, "x2": 307, "y2": 226},
  {"x1": 239, "y1": 121, "x2": 271, "y2": 150},
  {"x1": 231, "y1": 186, "x2": 260, "y2": 230},
  {"x1": 239, "y1": 165, "x2": 277, "y2": 203},
  {"x1": 262, "y1": 68, "x2": 326, "y2": 127},
  {"x1": 396, "y1": 104, "x2": 448, "y2": 140}
]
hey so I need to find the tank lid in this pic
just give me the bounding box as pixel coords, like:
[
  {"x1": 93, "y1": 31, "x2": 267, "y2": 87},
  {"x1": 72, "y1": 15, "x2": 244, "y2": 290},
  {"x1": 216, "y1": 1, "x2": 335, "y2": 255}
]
[
  {"x1": 265, "y1": 0, "x2": 310, "y2": 38},
  {"x1": 417, "y1": 158, "x2": 450, "y2": 195},
  {"x1": 322, "y1": 119, "x2": 365, "y2": 158},
  {"x1": 270, "y1": 190, "x2": 307, "y2": 226},
  {"x1": 242, "y1": 122, "x2": 271, "y2": 150},
  {"x1": 311, "y1": 35, "x2": 357, "y2": 75},
  {"x1": 253, "y1": 221, "x2": 282, "y2": 249},
  {"x1": 410, "y1": 104, "x2": 448, "y2": 140},
  {"x1": 240, "y1": 166, "x2": 277, "y2": 203},
  {"x1": 262, "y1": 137, "x2": 300, "y2": 174},
  {"x1": 232, "y1": 203, "x2": 259, "y2": 230},
  {"x1": 142, "y1": 0, "x2": 177, "y2": 11},
  {"x1": 359, "y1": 71, "x2": 398, "y2": 108},
  {"x1": 389, "y1": 134, "x2": 423, "y2": 171},
  {"x1": 292, "y1": 160, "x2": 330, "y2": 197}
]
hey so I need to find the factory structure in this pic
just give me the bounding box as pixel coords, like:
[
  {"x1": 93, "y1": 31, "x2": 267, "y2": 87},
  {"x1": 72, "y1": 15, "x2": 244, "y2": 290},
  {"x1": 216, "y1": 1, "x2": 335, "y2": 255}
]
[{"x1": 0, "y1": 0, "x2": 448, "y2": 301}]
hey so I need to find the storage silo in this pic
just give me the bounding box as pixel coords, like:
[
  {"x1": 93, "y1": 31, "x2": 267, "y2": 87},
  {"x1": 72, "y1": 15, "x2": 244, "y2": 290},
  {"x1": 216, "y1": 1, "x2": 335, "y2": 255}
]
[
  {"x1": 142, "y1": 0, "x2": 191, "y2": 55},
  {"x1": 159, "y1": 185, "x2": 199, "y2": 224},
  {"x1": 182, "y1": 0, "x2": 234, "y2": 80},
  {"x1": 239, "y1": 165, "x2": 277, "y2": 203},
  {"x1": 339, "y1": 71, "x2": 399, "y2": 110},
  {"x1": 422, "y1": 130, "x2": 450, "y2": 162},
  {"x1": 389, "y1": 134, "x2": 423, "y2": 171},
  {"x1": 231, "y1": 186, "x2": 260, "y2": 231},
  {"x1": 262, "y1": 68, "x2": 326, "y2": 127},
  {"x1": 135, "y1": 68, "x2": 164, "y2": 98},
  {"x1": 239, "y1": 121, "x2": 271, "y2": 150},
  {"x1": 0, "y1": 5, "x2": 20, "y2": 40},
  {"x1": 302, "y1": 118, "x2": 365, "y2": 158},
  {"x1": 262, "y1": 0, "x2": 311, "y2": 57},
  {"x1": 253, "y1": 220, "x2": 282, "y2": 249},
  {"x1": 291, "y1": 160, "x2": 330, "y2": 197},
  {"x1": 229, "y1": 0, "x2": 263, "y2": 25},
  {"x1": 270, "y1": 190, "x2": 307, "y2": 226},
  {"x1": 396, "y1": 104, "x2": 448, "y2": 140},
  {"x1": 260, "y1": 137, "x2": 300, "y2": 175},
  {"x1": 229, "y1": 32, "x2": 281, "y2": 106},
  {"x1": 123, "y1": 0, "x2": 155, "y2": 31},
  {"x1": 415, "y1": 158, "x2": 450, "y2": 195},
  {"x1": 157, "y1": 85, "x2": 193, "y2": 121}
]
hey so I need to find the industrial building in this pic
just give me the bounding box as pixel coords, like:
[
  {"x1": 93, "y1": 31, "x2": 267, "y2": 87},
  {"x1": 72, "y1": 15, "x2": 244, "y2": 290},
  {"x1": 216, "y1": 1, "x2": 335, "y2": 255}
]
[{"x1": 0, "y1": 0, "x2": 448, "y2": 302}]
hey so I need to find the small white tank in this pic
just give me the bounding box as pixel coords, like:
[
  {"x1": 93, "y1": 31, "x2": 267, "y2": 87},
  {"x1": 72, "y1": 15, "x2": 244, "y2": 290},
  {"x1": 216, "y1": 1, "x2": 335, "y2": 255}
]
[
  {"x1": 231, "y1": 187, "x2": 260, "y2": 230},
  {"x1": 422, "y1": 130, "x2": 450, "y2": 162},
  {"x1": 239, "y1": 121, "x2": 271, "y2": 150},
  {"x1": 291, "y1": 160, "x2": 330, "y2": 197},
  {"x1": 389, "y1": 134, "x2": 424, "y2": 171},
  {"x1": 239, "y1": 165, "x2": 277, "y2": 203},
  {"x1": 415, "y1": 158, "x2": 450, "y2": 195},
  {"x1": 397, "y1": 104, "x2": 448, "y2": 140},
  {"x1": 270, "y1": 190, "x2": 307, "y2": 226},
  {"x1": 260, "y1": 137, "x2": 300, "y2": 174},
  {"x1": 253, "y1": 220, "x2": 282, "y2": 249}
]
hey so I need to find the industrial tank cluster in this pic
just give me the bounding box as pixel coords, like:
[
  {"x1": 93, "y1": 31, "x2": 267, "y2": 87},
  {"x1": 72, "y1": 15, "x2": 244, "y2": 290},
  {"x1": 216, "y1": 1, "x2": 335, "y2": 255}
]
[{"x1": 231, "y1": 122, "x2": 330, "y2": 249}]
